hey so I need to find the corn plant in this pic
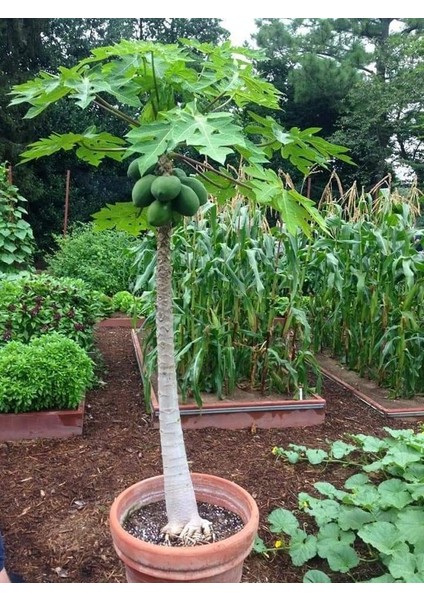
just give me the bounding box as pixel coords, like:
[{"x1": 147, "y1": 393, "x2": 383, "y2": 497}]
[
  {"x1": 135, "y1": 201, "x2": 320, "y2": 406},
  {"x1": 306, "y1": 184, "x2": 424, "y2": 398}
]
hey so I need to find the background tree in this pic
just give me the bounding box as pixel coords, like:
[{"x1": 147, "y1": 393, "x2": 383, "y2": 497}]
[{"x1": 254, "y1": 18, "x2": 424, "y2": 190}]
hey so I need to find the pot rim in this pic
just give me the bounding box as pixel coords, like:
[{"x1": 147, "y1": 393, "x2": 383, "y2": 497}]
[{"x1": 109, "y1": 472, "x2": 259, "y2": 558}]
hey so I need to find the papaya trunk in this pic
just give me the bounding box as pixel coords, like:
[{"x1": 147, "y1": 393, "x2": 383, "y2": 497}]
[{"x1": 155, "y1": 224, "x2": 201, "y2": 532}]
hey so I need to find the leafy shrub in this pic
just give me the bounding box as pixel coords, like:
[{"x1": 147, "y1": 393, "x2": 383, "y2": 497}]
[
  {"x1": 0, "y1": 333, "x2": 94, "y2": 413},
  {"x1": 0, "y1": 162, "x2": 35, "y2": 274},
  {"x1": 254, "y1": 427, "x2": 424, "y2": 583},
  {"x1": 0, "y1": 273, "x2": 111, "y2": 350},
  {"x1": 45, "y1": 223, "x2": 138, "y2": 295},
  {"x1": 111, "y1": 290, "x2": 145, "y2": 316}
]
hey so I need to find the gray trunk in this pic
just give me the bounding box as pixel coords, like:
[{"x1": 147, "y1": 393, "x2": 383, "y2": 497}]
[{"x1": 155, "y1": 224, "x2": 200, "y2": 530}]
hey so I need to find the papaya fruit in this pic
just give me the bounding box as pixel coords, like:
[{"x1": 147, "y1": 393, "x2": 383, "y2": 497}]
[
  {"x1": 132, "y1": 174, "x2": 157, "y2": 208},
  {"x1": 146, "y1": 200, "x2": 173, "y2": 227},
  {"x1": 180, "y1": 176, "x2": 208, "y2": 206},
  {"x1": 151, "y1": 175, "x2": 182, "y2": 203},
  {"x1": 172, "y1": 184, "x2": 200, "y2": 216},
  {"x1": 127, "y1": 159, "x2": 141, "y2": 180},
  {"x1": 172, "y1": 167, "x2": 187, "y2": 179}
]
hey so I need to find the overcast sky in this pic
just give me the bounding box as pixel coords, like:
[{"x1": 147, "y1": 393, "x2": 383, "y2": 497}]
[{"x1": 220, "y1": 18, "x2": 258, "y2": 46}]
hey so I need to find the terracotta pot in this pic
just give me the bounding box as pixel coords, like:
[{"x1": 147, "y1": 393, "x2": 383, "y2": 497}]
[{"x1": 109, "y1": 472, "x2": 259, "y2": 583}]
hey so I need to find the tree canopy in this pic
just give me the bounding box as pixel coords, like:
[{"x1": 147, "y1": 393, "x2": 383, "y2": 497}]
[{"x1": 255, "y1": 18, "x2": 424, "y2": 189}]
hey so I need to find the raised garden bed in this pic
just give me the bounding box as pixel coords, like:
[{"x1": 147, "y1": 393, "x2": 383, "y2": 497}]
[
  {"x1": 316, "y1": 353, "x2": 424, "y2": 420},
  {"x1": 0, "y1": 401, "x2": 85, "y2": 442},
  {"x1": 131, "y1": 330, "x2": 326, "y2": 430},
  {"x1": 97, "y1": 314, "x2": 143, "y2": 328}
]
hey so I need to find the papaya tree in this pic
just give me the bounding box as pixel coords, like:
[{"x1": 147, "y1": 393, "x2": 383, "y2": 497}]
[{"x1": 9, "y1": 39, "x2": 352, "y2": 544}]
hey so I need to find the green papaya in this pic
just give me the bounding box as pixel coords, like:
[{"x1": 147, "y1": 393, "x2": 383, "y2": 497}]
[
  {"x1": 172, "y1": 184, "x2": 200, "y2": 216},
  {"x1": 128, "y1": 160, "x2": 157, "y2": 180},
  {"x1": 132, "y1": 175, "x2": 157, "y2": 208},
  {"x1": 151, "y1": 175, "x2": 182, "y2": 203},
  {"x1": 172, "y1": 167, "x2": 187, "y2": 179},
  {"x1": 147, "y1": 200, "x2": 173, "y2": 227},
  {"x1": 127, "y1": 159, "x2": 141, "y2": 180},
  {"x1": 180, "y1": 176, "x2": 208, "y2": 206}
]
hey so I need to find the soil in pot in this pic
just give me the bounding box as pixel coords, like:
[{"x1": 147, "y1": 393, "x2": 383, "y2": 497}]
[{"x1": 124, "y1": 500, "x2": 244, "y2": 546}]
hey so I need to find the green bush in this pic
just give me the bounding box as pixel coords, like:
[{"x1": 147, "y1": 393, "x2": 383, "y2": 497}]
[
  {"x1": 45, "y1": 223, "x2": 138, "y2": 295},
  {"x1": 0, "y1": 333, "x2": 94, "y2": 413},
  {"x1": 111, "y1": 290, "x2": 145, "y2": 316},
  {"x1": 0, "y1": 273, "x2": 111, "y2": 350}
]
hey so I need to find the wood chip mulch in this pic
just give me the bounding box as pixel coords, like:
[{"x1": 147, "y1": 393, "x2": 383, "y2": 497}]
[{"x1": 1, "y1": 327, "x2": 422, "y2": 583}]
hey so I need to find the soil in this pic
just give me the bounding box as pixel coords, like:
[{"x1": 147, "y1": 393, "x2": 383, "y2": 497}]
[{"x1": 1, "y1": 326, "x2": 423, "y2": 584}]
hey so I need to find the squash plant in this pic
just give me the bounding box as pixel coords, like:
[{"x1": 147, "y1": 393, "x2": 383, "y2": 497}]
[{"x1": 9, "y1": 39, "x2": 352, "y2": 544}]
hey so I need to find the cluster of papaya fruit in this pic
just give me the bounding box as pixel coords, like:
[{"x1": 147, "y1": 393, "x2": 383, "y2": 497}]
[{"x1": 127, "y1": 159, "x2": 208, "y2": 227}]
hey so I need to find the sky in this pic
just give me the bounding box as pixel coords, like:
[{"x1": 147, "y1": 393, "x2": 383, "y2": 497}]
[
  {"x1": 5, "y1": 3, "x2": 419, "y2": 20},
  {"x1": 220, "y1": 18, "x2": 258, "y2": 46}
]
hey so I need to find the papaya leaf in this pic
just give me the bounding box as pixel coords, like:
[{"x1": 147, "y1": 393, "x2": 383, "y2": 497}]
[
  {"x1": 18, "y1": 129, "x2": 126, "y2": 165},
  {"x1": 200, "y1": 171, "x2": 236, "y2": 204},
  {"x1": 169, "y1": 104, "x2": 246, "y2": 164},
  {"x1": 91, "y1": 202, "x2": 150, "y2": 236},
  {"x1": 125, "y1": 120, "x2": 174, "y2": 175}
]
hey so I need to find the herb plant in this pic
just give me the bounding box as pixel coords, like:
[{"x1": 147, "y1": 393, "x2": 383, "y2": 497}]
[
  {"x1": 0, "y1": 333, "x2": 94, "y2": 413},
  {"x1": 0, "y1": 273, "x2": 110, "y2": 350},
  {"x1": 254, "y1": 427, "x2": 424, "y2": 582}
]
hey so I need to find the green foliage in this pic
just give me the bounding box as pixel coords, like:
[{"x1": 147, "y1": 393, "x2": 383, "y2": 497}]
[
  {"x1": 9, "y1": 38, "x2": 352, "y2": 238},
  {"x1": 111, "y1": 290, "x2": 145, "y2": 317},
  {"x1": 45, "y1": 223, "x2": 138, "y2": 295},
  {"x1": 305, "y1": 186, "x2": 424, "y2": 397},
  {"x1": 0, "y1": 273, "x2": 109, "y2": 350},
  {"x1": 0, "y1": 333, "x2": 94, "y2": 413},
  {"x1": 0, "y1": 162, "x2": 35, "y2": 273},
  {"x1": 255, "y1": 18, "x2": 424, "y2": 188},
  {"x1": 0, "y1": 19, "x2": 230, "y2": 251},
  {"x1": 136, "y1": 202, "x2": 320, "y2": 405},
  {"x1": 255, "y1": 426, "x2": 424, "y2": 583}
]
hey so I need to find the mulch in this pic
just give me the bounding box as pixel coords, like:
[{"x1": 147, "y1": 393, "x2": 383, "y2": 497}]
[{"x1": 0, "y1": 326, "x2": 422, "y2": 583}]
